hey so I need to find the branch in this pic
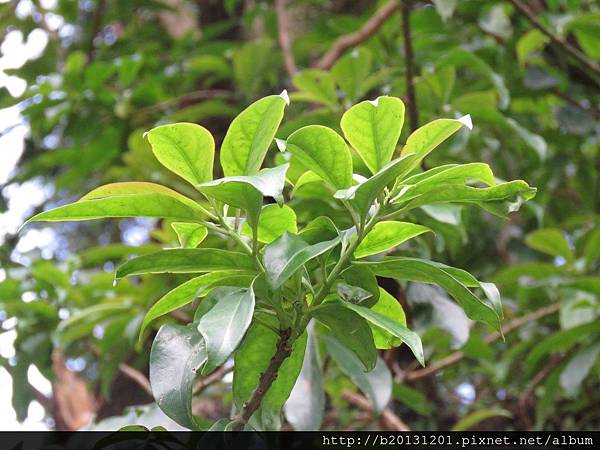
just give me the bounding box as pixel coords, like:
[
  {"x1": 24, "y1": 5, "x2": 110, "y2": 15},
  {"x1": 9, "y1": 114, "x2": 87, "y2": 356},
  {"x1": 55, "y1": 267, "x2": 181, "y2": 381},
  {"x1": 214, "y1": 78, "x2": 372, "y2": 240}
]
[
  {"x1": 193, "y1": 365, "x2": 233, "y2": 395},
  {"x1": 341, "y1": 390, "x2": 411, "y2": 431},
  {"x1": 401, "y1": 0, "x2": 418, "y2": 132},
  {"x1": 314, "y1": 0, "x2": 400, "y2": 70},
  {"x1": 401, "y1": 303, "x2": 561, "y2": 382},
  {"x1": 231, "y1": 328, "x2": 294, "y2": 430},
  {"x1": 508, "y1": 0, "x2": 600, "y2": 80},
  {"x1": 86, "y1": 0, "x2": 107, "y2": 63},
  {"x1": 275, "y1": 0, "x2": 297, "y2": 78},
  {"x1": 133, "y1": 89, "x2": 232, "y2": 118},
  {"x1": 118, "y1": 363, "x2": 152, "y2": 396}
]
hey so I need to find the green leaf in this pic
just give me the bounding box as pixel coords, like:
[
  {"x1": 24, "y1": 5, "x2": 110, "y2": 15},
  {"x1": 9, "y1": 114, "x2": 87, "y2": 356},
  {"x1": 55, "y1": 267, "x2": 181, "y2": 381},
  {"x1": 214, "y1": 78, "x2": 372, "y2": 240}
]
[
  {"x1": 298, "y1": 216, "x2": 339, "y2": 245},
  {"x1": 139, "y1": 271, "x2": 254, "y2": 338},
  {"x1": 331, "y1": 47, "x2": 372, "y2": 103},
  {"x1": 242, "y1": 204, "x2": 297, "y2": 243},
  {"x1": 525, "y1": 228, "x2": 574, "y2": 263},
  {"x1": 341, "y1": 96, "x2": 405, "y2": 174},
  {"x1": 355, "y1": 221, "x2": 431, "y2": 259},
  {"x1": 358, "y1": 257, "x2": 500, "y2": 331},
  {"x1": 115, "y1": 249, "x2": 256, "y2": 279},
  {"x1": 23, "y1": 182, "x2": 211, "y2": 228},
  {"x1": 198, "y1": 164, "x2": 289, "y2": 230},
  {"x1": 452, "y1": 408, "x2": 512, "y2": 431},
  {"x1": 284, "y1": 322, "x2": 325, "y2": 431},
  {"x1": 233, "y1": 317, "x2": 307, "y2": 430},
  {"x1": 341, "y1": 301, "x2": 424, "y2": 366},
  {"x1": 291, "y1": 69, "x2": 338, "y2": 108},
  {"x1": 340, "y1": 265, "x2": 380, "y2": 304},
  {"x1": 171, "y1": 222, "x2": 208, "y2": 248},
  {"x1": 313, "y1": 302, "x2": 377, "y2": 371},
  {"x1": 324, "y1": 336, "x2": 392, "y2": 413},
  {"x1": 400, "y1": 115, "x2": 473, "y2": 168},
  {"x1": 220, "y1": 93, "x2": 288, "y2": 176},
  {"x1": 149, "y1": 323, "x2": 206, "y2": 429},
  {"x1": 285, "y1": 125, "x2": 353, "y2": 189},
  {"x1": 263, "y1": 232, "x2": 342, "y2": 289},
  {"x1": 334, "y1": 154, "x2": 419, "y2": 221},
  {"x1": 516, "y1": 29, "x2": 549, "y2": 67},
  {"x1": 197, "y1": 285, "x2": 256, "y2": 375},
  {"x1": 559, "y1": 342, "x2": 600, "y2": 396},
  {"x1": 369, "y1": 288, "x2": 407, "y2": 349},
  {"x1": 145, "y1": 123, "x2": 214, "y2": 185}
]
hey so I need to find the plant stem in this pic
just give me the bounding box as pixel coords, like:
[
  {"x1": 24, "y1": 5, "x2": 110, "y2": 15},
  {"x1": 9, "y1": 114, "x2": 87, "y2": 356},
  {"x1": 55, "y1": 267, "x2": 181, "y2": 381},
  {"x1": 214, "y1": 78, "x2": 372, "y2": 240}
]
[
  {"x1": 401, "y1": 0, "x2": 419, "y2": 133},
  {"x1": 231, "y1": 327, "x2": 295, "y2": 430}
]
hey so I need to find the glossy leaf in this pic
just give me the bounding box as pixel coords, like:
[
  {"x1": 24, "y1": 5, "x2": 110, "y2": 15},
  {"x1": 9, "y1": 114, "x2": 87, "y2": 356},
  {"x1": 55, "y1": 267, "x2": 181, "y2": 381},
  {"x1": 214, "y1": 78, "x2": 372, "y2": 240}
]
[
  {"x1": 145, "y1": 122, "x2": 214, "y2": 185},
  {"x1": 370, "y1": 288, "x2": 407, "y2": 349},
  {"x1": 197, "y1": 286, "x2": 255, "y2": 375},
  {"x1": 341, "y1": 96, "x2": 405, "y2": 174},
  {"x1": 220, "y1": 93, "x2": 287, "y2": 176},
  {"x1": 115, "y1": 249, "x2": 256, "y2": 279},
  {"x1": 359, "y1": 257, "x2": 500, "y2": 331},
  {"x1": 263, "y1": 232, "x2": 342, "y2": 288},
  {"x1": 242, "y1": 204, "x2": 297, "y2": 243},
  {"x1": 355, "y1": 221, "x2": 431, "y2": 258},
  {"x1": 285, "y1": 125, "x2": 352, "y2": 189},
  {"x1": 324, "y1": 336, "x2": 392, "y2": 413},
  {"x1": 312, "y1": 302, "x2": 377, "y2": 371},
  {"x1": 149, "y1": 323, "x2": 206, "y2": 429},
  {"x1": 171, "y1": 222, "x2": 208, "y2": 248}
]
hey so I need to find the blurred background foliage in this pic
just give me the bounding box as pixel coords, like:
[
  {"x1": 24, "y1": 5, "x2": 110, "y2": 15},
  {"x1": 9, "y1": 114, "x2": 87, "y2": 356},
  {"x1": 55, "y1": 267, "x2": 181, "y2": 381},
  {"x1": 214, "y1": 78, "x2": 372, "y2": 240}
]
[{"x1": 0, "y1": 0, "x2": 599, "y2": 431}]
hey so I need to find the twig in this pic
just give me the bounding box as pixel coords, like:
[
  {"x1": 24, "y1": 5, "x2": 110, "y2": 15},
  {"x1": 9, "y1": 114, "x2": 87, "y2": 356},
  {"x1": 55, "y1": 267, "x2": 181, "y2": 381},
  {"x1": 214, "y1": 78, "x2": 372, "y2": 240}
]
[
  {"x1": 341, "y1": 390, "x2": 411, "y2": 431},
  {"x1": 401, "y1": 0, "x2": 418, "y2": 132},
  {"x1": 401, "y1": 303, "x2": 561, "y2": 382},
  {"x1": 231, "y1": 328, "x2": 294, "y2": 430},
  {"x1": 508, "y1": 0, "x2": 600, "y2": 80},
  {"x1": 193, "y1": 365, "x2": 233, "y2": 395},
  {"x1": 118, "y1": 363, "x2": 152, "y2": 396},
  {"x1": 133, "y1": 89, "x2": 232, "y2": 118},
  {"x1": 275, "y1": 0, "x2": 297, "y2": 78},
  {"x1": 86, "y1": 0, "x2": 107, "y2": 63},
  {"x1": 315, "y1": 0, "x2": 400, "y2": 70}
]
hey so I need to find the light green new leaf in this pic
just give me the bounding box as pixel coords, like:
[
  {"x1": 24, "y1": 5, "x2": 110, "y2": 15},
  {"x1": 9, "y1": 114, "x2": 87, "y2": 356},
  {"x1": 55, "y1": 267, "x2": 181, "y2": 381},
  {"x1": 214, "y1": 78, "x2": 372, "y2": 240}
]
[
  {"x1": 358, "y1": 257, "x2": 500, "y2": 331},
  {"x1": 525, "y1": 228, "x2": 574, "y2": 263},
  {"x1": 334, "y1": 154, "x2": 419, "y2": 220},
  {"x1": 285, "y1": 125, "x2": 352, "y2": 189},
  {"x1": 198, "y1": 164, "x2": 289, "y2": 230},
  {"x1": 312, "y1": 302, "x2": 377, "y2": 371},
  {"x1": 115, "y1": 249, "x2": 256, "y2": 279},
  {"x1": 197, "y1": 286, "x2": 255, "y2": 375},
  {"x1": 149, "y1": 324, "x2": 206, "y2": 429},
  {"x1": 291, "y1": 69, "x2": 338, "y2": 108},
  {"x1": 369, "y1": 288, "x2": 407, "y2": 349},
  {"x1": 355, "y1": 221, "x2": 431, "y2": 258},
  {"x1": 220, "y1": 93, "x2": 288, "y2": 176},
  {"x1": 233, "y1": 316, "x2": 307, "y2": 429},
  {"x1": 23, "y1": 182, "x2": 210, "y2": 228},
  {"x1": 341, "y1": 96, "x2": 405, "y2": 174},
  {"x1": 171, "y1": 222, "x2": 208, "y2": 248},
  {"x1": 399, "y1": 115, "x2": 473, "y2": 171},
  {"x1": 145, "y1": 122, "x2": 214, "y2": 185},
  {"x1": 324, "y1": 336, "x2": 392, "y2": 413},
  {"x1": 139, "y1": 271, "x2": 254, "y2": 338},
  {"x1": 263, "y1": 232, "x2": 342, "y2": 288},
  {"x1": 341, "y1": 302, "x2": 424, "y2": 366},
  {"x1": 242, "y1": 204, "x2": 297, "y2": 243},
  {"x1": 284, "y1": 322, "x2": 325, "y2": 431}
]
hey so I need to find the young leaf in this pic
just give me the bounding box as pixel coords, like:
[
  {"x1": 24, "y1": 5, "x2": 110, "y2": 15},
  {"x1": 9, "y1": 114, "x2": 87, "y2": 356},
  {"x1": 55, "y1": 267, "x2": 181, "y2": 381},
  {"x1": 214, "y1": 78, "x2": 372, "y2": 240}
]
[
  {"x1": 197, "y1": 286, "x2": 256, "y2": 375},
  {"x1": 263, "y1": 232, "x2": 342, "y2": 288},
  {"x1": 312, "y1": 302, "x2": 377, "y2": 371},
  {"x1": 355, "y1": 221, "x2": 431, "y2": 258},
  {"x1": 324, "y1": 336, "x2": 392, "y2": 413},
  {"x1": 241, "y1": 204, "x2": 297, "y2": 243},
  {"x1": 369, "y1": 288, "x2": 407, "y2": 349},
  {"x1": 525, "y1": 228, "x2": 574, "y2": 263},
  {"x1": 220, "y1": 94, "x2": 288, "y2": 176},
  {"x1": 149, "y1": 323, "x2": 206, "y2": 429},
  {"x1": 198, "y1": 164, "x2": 289, "y2": 230},
  {"x1": 171, "y1": 222, "x2": 208, "y2": 248},
  {"x1": 233, "y1": 317, "x2": 307, "y2": 429},
  {"x1": 341, "y1": 302, "x2": 424, "y2": 366},
  {"x1": 285, "y1": 125, "x2": 353, "y2": 189},
  {"x1": 23, "y1": 182, "x2": 211, "y2": 227},
  {"x1": 359, "y1": 257, "x2": 500, "y2": 331},
  {"x1": 284, "y1": 322, "x2": 325, "y2": 431},
  {"x1": 341, "y1": 96, "x2": 405, "y2": 174},
  {"x1": 139, "y1": 271, "x2": 254, "y2": 338},
  {"x1": 115, "y1": 249, "x2": 256, "y2": 279},
  {"x1": 145, "y1": 122, "x2": 215, "y2": 185}
]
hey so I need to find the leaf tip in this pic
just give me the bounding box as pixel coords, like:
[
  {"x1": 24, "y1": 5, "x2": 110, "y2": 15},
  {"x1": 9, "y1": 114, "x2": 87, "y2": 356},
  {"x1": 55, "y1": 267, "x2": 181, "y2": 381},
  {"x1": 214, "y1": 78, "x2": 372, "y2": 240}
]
[
  {"x1": 459, "y1": 114, "x2": 473, "y2": 130},
  {"x1": 275, "y1": 138, "x2": 287, "y2": 152},
  {"x1": 279, "y1": 89, "x2": 290, "y2": 106},
  {"x1": 368, "y1": 97, "x2": 380, "y2": 107}
]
